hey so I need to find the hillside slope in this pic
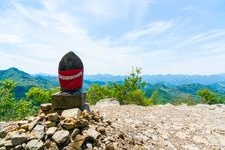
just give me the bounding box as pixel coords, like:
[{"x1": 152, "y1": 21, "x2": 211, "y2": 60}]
[{"x1": 0, "y1": 68, "x2": 58, "y2": 99}]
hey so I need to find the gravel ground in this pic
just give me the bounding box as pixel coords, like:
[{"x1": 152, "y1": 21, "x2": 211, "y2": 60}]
[{"x1": 92, "y1": 104, "x2": 225, "y2": 149}]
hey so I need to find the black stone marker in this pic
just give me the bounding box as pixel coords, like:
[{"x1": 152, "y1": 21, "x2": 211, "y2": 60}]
[
  {"x1": 52, "y1": 51, "x2": 90, "y2": 111},
  {"x1": 58, "y1": 51, "x2": 83, "y2": 93}
]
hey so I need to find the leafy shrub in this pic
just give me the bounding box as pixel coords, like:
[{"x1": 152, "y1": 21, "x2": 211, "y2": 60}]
[
  {"x1": 25, "y1": 87, "x2": 59, "y2": 106},
  {"x1": 171, "y1": 96, "x2": 196, "y2": 106},
  {"x1": 0, "y1": 80, "x2": 59, "y2": 121},
  {"x1": 197, "y1": 88, "x2": 217, "y2": 104},
  {"x1": 86, "y1": 67, "x2": 152, "y2": 106},
  {"x1": 86, "y1": 84, "x2": 113, "y2": 105}
]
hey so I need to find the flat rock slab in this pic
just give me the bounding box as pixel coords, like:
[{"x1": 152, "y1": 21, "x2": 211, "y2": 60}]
[
  {"x1": 26, "y1": 139, "x2": 44, "y2": 150},
  {"x1": 51, "y1": 92, "x2": 85, "y2": 110},
  {"x1": 52, "y1": 130, "x2": 69, "y2": 144},
  {"x1": 11, "y1": 133, "x2": 28, "y2": 146},
  {"x1": 61, "y1": 108, "x2": 80, "y2": 119}
]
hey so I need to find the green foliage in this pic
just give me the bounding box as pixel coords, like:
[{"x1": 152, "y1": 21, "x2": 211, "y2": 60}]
[
  {"x1": 14, "y1": 99, "x2": 38, "y2": 120},
  {"x1": 149, "y1": 91, "x2": 158, "y2": 105},
  {"x1": 217, "y1": 95, "x2": 225, "y2": 104},
  {"x1": 25, "y1": 87, "x2": 59, "y2": 106},
  {"x1": 197, "y1": 88, "x2": 217, "y2": 104},
  {"x1": 0, "y1": 80, "x2": 17, "y2": 121},
  {"x1": 171, "y1": 95, "x2": 196, "y2": 106},
  {"x1": 86, "y1": 84, "x2": 114, "y2": 105},
  {"x1": 0, "y1": 79, "x2": 59, "y2": 121},
  {"x1": 87, "y1": 67, "x2": 152, "y2": 106}
]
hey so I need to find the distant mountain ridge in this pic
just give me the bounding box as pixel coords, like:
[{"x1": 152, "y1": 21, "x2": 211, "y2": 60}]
[
  {"x1": 1, "y1": 67, "x2": 225, "y2": 103},
  {"x1": 0, "y1": 67, "x2": 58, "y2": 98},
  {"x1": 85, "y1": 74, "x2": 225, "y2": 85}
]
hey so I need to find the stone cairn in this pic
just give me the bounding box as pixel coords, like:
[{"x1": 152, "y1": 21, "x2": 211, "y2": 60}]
[
  {"x1": 0, "y1": 52, "x2": 129, "y2": 150},
  {"x1": 0, "y1": 103, "x2": 115, "y2": 150}
]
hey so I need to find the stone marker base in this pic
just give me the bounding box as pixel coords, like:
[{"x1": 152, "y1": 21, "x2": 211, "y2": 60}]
[{"x1": 51, "y1": 92, "x2": 85, "y2": 110}]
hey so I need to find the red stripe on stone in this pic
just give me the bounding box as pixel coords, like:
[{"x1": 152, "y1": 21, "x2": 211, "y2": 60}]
[{"x1": 58, "y1": 69, "x2": 83, "y2": 90}]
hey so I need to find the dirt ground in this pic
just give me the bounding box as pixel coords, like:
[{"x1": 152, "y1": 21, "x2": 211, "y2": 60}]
[{"x1": 92, "y1": 104, "x2": 225, "y2": 149}]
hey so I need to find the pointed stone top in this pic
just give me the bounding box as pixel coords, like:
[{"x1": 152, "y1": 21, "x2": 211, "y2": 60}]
[{"x1": 58, "y1": 51, "x2": 83, "y2": 71}]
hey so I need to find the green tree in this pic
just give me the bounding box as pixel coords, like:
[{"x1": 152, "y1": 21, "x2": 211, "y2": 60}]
[
  {"x1": 14, "y1": 99, "x2": 37, "y2": 120},
  {"x1": 112, "y1": 67, "x2": 147, "y2": 105},
  {"x1": 86, "y1": 84, "x2": 113, "y2": 104},
  {"x1": 171, "y1": 95, "x2": 196, "y2": 106},
  {"x1": 149, "y1": 91, "x2": 158, "y2": 105},
  {"x1": 197, "y1": 88, "x2": 217, "y2": 105},
  {"x1": 0, "y1": 80, "x2": 17, "y2": 121},
  {"x1": 86, "y1": 67, "x2": 152, "y2": 106},
  {"x1": 25, "y1": 87, "x2": 59, "y2": 106}
]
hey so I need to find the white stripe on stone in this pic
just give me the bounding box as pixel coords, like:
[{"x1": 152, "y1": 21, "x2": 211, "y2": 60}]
[{"x1": 59, "y1": 71, "x2": 82, "y2": 80}]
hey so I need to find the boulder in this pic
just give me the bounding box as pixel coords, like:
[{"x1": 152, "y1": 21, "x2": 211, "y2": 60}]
[
  {"x1": 40, "y1": 103, "x2": 52, "y2": 111},
  {"x1": 95, "y1": 98, "x2": 120, "y2": 107},
  {"x1": 52, "y1": 130, "x2": 69, "y2": 144},
  {"x1": 26, "y1": 139, "x2": 44, "y2": 150},
  {"x1": 45, "y1": 121, "x2": 56, "y2": 128},
  {"x1": 46, "y1": 127, "x2": 57, "y2": 136},
  {"x1": 71, "y1": 134, "x2": 85, "y2": 150},
  {"x1": 11, "y1": 133, "x2": 28, "y2": 146},
  {"x1": 82, "y1": 126, "x2": 100, "y2": 140},
  {"x1": 30, "y1": 124, "x2": 45, "y2": 139},
  {"x1": 46, "y1": 113, "x2": 59, "y2": 122},
  {"x1": 61, "y1": 108, "x2": 81, "y2": 119}
]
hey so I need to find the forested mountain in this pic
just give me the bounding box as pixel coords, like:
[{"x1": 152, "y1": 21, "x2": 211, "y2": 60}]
[
  {"x1": 0, "y1": 67, "x2": 225, "y2": 103},
  {"x1": 0, "y1": 68, "x2": 58, "y2": 98}
]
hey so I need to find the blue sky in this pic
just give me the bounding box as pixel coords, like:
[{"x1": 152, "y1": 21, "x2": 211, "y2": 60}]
[{"x1": 0, "y1": 0, "x2": 225, "y2": 75}]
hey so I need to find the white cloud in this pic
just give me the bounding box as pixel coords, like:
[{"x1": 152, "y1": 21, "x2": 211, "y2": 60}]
[
  {"x1": 120, "y1": 21, "x2": 174, "y2": 41},
  {"x1": 0, "y1": 0, "x2": 225, "y2": 75},
  {"x1": 170, "y1": 29, "x2": 225, "y2": 50},
  {"x1": 0, "y1": 34, "x2": 22, "y2": 43}
]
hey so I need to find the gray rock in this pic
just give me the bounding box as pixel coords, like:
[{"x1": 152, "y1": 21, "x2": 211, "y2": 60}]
[
  {"x1": 28, "y1": 116, "x2": 41, "y2": 131},
  {"x1": 95, "y1": 98, "x2": 120, "y2": 107},
  {"x1": 17, "y1": 120, "x2": 28, "y2": 127},
  {"x1": 30, "y1": 124, "x2": 45, "y2": 139},
  {"x1": 71, "y1": 134, "x2": 85, "y2": 150},
  {"x1": 4, "y1": 140, "x2": 12, "y2": 149},
  {"x1": 45, "y1": 121, "x2": 56, "y2": 128},
  {"x1": 86, "y1": 143, "x2": 92, "y2": 150},
  {"x1": 0, "y1": 129, "x2": 6, "y2": 138},
  {"x1": 0, "y1": 140, "x2": 4, "y2": 147},
  {"x1": 14, "y1": 144, "x2": 23, "y2": 150},
  {"x1": 70, "y1": 128, "x2": 80, "y2": 142},
  {"x1": 0, "y1": 125, "x2": 16, "y2": 138},
  {"x1": 26, "y1": 139, "x2": 44, "y2": 150},
  {"x1": 96, "y1": 126, "x2": 106, "y2": 134},
  {"x1": 44, "y1": 141, "x2": 59, "y2": 150},
  {"x1": 11, "y1": 133, "x2": 28, "y2": 146},
  {"x1": 0, "y1": 147, "x2": 6, "y2": 150},
  {"x1": 52, "y1": 130, "x2": 69, "y2": 144},
  {"x1": 46, "y1": 113, "x2": 59, "y2": 122},
  {"x1": 40, "y1": 103, "x2": 52, "y2": 111},
  {"x1": 193, "y1": 135, "x2": 208, "y2": 145},
  {"x1": 82, "y1": 126, "x2": 100, "y2": 140},
  {"x1": 76, "y1": 118, "x2": 89, "y2": 128},
  {"x1": 46, "y1": 127, "x2": 57, "y2": 136},
  {"x1": 61, "y1": 108, "x2": 81, "y2": 119}
]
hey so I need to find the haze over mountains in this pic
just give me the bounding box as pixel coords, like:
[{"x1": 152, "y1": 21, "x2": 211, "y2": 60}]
[{"x1": 1, "y1": 67, "x2": 225, "y2": 103}]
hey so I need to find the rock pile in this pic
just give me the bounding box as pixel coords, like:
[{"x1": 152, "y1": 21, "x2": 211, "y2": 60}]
[{"x1": 0, "y1": 103, "x2": 120, "y2": 150}]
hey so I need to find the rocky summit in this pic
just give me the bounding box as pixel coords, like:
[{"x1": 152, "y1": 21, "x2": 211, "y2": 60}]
[
  {"x1": 0, "y1": 103, "x2": 114, "y2": 150},
  {"x1": 1, "y1": 102, "x2": 225, "y2": 149}
]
